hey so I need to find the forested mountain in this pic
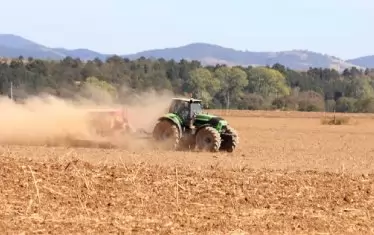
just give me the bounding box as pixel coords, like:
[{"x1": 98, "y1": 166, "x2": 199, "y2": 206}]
[
  {"x1": 0, "y1": 34, "x2": 372, "y2": 70},
  {"x1": 1, "y1": 55, "x2": 374, "y2": 113}
]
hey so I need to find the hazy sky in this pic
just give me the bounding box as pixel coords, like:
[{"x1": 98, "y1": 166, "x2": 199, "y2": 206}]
[{"x1": 1, "y1": 0, "x2": 373, "y2": 59}]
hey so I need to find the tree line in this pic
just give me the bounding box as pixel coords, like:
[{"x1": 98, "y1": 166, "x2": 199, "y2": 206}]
[{"x1": 1, "y1": 55, "x2": 374, "y2": 113}]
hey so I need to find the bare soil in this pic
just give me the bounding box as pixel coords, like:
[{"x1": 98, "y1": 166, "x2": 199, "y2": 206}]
[{"x1": 1, "y1": 110, "x2": 374, "y2": 234}]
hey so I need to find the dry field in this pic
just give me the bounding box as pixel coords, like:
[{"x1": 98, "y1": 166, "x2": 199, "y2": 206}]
[{"x1": 1, "y1": 110, "x2": 374, "y2": 234}]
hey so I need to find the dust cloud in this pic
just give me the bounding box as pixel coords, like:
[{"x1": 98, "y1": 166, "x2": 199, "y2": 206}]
[{"x1": 0, "y1": 85, "x2": 176, "y2": 148}]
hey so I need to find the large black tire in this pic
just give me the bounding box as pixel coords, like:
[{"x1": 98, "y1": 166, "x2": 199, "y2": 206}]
[
  {"x1": 195, "y1": 126, "x2": 221, "y2": 152},
  {"x1": 220, "y1": 126, "x2": 239, "y2": 152},
  {"x1": 152, "y1": 120, "x2": 180, "y2": 150}
]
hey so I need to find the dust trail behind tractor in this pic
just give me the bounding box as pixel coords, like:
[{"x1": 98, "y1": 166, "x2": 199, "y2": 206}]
[{"x1": 58, "y1": 107, "x2": 155, "y2": 149}]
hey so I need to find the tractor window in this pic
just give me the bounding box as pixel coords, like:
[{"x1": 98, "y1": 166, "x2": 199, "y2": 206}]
[
  {"x1": 169, "y1": 101, "x2": 183, "y2": 114},
  {"x1": 172, "y1": 102, "x2": 189, "y2": 121},
  {"x1": 191, "y1": 103, "x2": 202, "y2": 115}
]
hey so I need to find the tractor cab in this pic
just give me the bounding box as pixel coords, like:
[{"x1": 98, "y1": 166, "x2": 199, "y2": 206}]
[{"x1": 169, "y1": 98, "x2": 203, "y2": 127}]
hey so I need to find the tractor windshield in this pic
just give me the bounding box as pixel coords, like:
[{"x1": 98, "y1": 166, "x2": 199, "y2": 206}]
[{"x1": 191, "y1": 102, "x2": 202, "y2": 115}]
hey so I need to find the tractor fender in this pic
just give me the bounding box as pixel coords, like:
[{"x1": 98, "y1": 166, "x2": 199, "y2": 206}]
[{"x1": 157, "y1": 116, "x2": 182, "y2": 136}]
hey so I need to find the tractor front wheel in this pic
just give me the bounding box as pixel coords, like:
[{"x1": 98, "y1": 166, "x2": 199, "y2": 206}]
[
  {"x1": 195, "y1": 126, "x2": 221, "y2": 152},
  {"x1": 220, "y1": 126, "x2": 239, "y2": 152},
  {"x1": 152, "y1": 120, "x2": 180, "y2": 150}
]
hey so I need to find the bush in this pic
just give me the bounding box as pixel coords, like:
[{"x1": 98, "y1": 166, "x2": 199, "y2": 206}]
[
  {"x1": 296, "y1": 91, "x2": 325, "y2": 112},
  {"x1": 355, "y1": 98, "x2": 374, "y2": 113},
  {"x1": 271, "y1": 95, "x2": 298, "y2": 110},
  {"x1": 335, "y1": 97, "x2": 357, "y2": 113},
  {"x1": 325, "y1": 99, "x2": 336, "y2": 112},
  {"x1": 237, "y1": 93, "x2": 265, "y2": 110},
  {"x1": 320, "y1": 116, "x2": 350, "y2": 125}
]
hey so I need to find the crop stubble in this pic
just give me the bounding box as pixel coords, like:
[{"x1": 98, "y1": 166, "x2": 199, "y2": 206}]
[{"x1": 1, "y1": 110, "x2": 374, "y2": 234}]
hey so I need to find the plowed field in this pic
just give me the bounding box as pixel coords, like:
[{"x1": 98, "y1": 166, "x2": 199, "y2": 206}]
[{"x1": 1, "y1": 110, "x2": 374, "y2": 234}]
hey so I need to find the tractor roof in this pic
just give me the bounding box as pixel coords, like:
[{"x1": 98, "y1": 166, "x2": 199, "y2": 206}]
[{"x1": 172, "y1": 97, "x2": 202, "y2": 103}]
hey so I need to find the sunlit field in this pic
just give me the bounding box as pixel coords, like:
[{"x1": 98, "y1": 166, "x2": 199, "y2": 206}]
[{"x1": 1, "y1": 110, "x2": 374, "y2": 234}]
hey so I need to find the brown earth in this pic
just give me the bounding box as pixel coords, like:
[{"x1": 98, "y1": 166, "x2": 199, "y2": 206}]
[{"x1": 1, "y1": 110, "x2": 374, "y2": 234}]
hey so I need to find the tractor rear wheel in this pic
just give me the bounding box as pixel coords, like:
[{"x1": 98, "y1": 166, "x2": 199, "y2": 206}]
[
  {"x1": 152, "y1": 120, "x2": 180, "y2": 150},
  {"x1": 220, "y1": 126, "x2": 239, "y2": 152},
  {"x1": 195, "y1": 126, "x2": 221, "y2": 152}
]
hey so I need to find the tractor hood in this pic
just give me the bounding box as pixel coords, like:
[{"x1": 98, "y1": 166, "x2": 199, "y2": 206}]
[
  {"x1": 194, "y1": 112, "x2": 228, "y2": 131},
  {"x1": 195, "y1": 113, "x2": 218, "y2": 121}
]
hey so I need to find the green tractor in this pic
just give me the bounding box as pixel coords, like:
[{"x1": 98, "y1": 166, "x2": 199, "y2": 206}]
[{"x1": 152, "y1": 98, "x2": 239, "y2": 152}]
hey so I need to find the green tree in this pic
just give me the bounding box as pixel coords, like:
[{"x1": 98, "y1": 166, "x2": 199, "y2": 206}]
[
  {"x1": 350, "y1": 77, "x2": 374, "y2": 99},
  {"x1": 215, "y1": 67, "x2": 248, "y2": 109},
  {"x1": 3, "y1": 54, "x2": 374, "y2": 113},
  {"x1": 188, "y1": 68, "x2": 220, "y2": 106},
  {"x1": 247, "y1": 66, "x2": 290, "y2": 98},
  {"x1": 81, "y1": 76, "x2": 118, "y2": 103}
]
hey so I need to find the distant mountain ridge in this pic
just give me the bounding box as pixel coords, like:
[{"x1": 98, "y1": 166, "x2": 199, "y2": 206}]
[
  {"x1": 347, "y1": 55, "x2": 374, "y2": 69},
  {"x1": 0, "y1": 34, "x2": 373, "y2": 70}
]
